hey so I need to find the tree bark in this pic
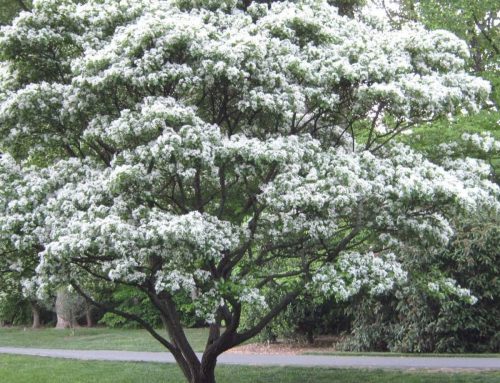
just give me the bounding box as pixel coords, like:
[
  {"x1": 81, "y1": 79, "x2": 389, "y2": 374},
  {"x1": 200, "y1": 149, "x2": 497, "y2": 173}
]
[
  {"x1": 31, "y1": 303, "x2": 41, "y2": 329},
  {"x1": 55, "y1": 314, "x2": 71, "y2": 329},
  {"x1": 192, "y1": 367, "x2": 216, "y2": 383},
  {"x1": 85, "y1": 305, "x2": 94, "y2": 327},
  {"x1": 55, "y1": 290, "x2": 70, "y2": 329},
  {"x1": 55, "y1": 289, "x2": 77, "y2": 329}
]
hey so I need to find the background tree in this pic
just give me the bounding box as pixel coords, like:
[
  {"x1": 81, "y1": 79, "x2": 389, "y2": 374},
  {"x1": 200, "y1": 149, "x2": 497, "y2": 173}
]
[
  {"x1": 0, "y1": 1, "x2": 32, "y2": 26},
  {"x1": 0, "y1": 1, "x2": 498, "y2": 382},
  {"x1": 55, "y1": 287, "x2": 86, "y2": 330},
  {"x1": 0, "y1": 272, "x2": 32, "y2": 327}
]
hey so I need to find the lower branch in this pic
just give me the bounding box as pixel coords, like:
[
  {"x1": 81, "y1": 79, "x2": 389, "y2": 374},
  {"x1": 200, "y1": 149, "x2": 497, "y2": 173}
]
[
  {"x1": 233, "y1": 290, "x2": 301, "y2": 345},
  {"x1": 69, "y1": 282, "x2": 178, "y2": 354}
]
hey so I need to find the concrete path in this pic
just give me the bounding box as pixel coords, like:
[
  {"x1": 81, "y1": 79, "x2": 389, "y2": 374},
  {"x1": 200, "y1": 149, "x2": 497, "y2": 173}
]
[{"x1": 1, "y1": 347, "x2": 499, "y2": 370}]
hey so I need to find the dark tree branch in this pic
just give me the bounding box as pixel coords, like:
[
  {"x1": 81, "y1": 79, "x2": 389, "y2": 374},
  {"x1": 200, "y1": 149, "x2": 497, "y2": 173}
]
[
  {"x1": 146, "y1": 290, "x2": 201, "y2": 375},
  {"x1": 16, "y1": 0, "x2": 30, "y2": 11},
  {"x1": 234, "y1": 290, "x2": 301, "y2": 345},
  {"x1": 472, "y1": 13, "x2": 500, "y2": 55},
  {"x1": 365, "y1": 102, "x2": 385, "y2": 150},
  {"x1": 70, "y1": 282, "x2": 177, "y2": 354}
]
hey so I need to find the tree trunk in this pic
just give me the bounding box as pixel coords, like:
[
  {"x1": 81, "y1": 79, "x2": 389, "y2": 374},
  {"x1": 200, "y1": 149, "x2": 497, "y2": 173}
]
[
  {"x1": 192, "y1": 374, "x2": 216, "y2": 383},
  {"x1": 31, "y1": 303, "x2": 41, "y2": 329},
  {"x1": 55, "y1": 289, "x2": 77, "y2": 329},
  {"x1": 55, "y1": 293, "x2": 70, "y2": 329},
  {"x1": 85, "y1": 305, "x2": 94, "y2": 327},
  {"x1": 55, "y1": 314, "x2": 71, "y2": 329},
  {"x1": 306, "y1": 328, "x2": 314, "y2": 345},
  {"x1": 192, "y1": 364, "x2": 216, "y2": 383}
]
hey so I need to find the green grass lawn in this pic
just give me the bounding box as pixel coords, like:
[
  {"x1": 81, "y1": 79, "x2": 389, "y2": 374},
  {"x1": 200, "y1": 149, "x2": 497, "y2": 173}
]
[
  {"x1": 1, "y1": 327, "x2": 499, "y2": 359},
  {"x1": 0, "y1": 327, "x2": 209, "y2": 352},
  {"x1": 1, "y1": 355, "x2": 499, "y2": 383}
]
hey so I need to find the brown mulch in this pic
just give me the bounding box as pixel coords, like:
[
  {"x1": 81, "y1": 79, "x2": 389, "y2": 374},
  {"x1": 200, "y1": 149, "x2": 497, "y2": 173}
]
[{"x1": 227, "y1": 335, "x2": 342, "y2": 355}]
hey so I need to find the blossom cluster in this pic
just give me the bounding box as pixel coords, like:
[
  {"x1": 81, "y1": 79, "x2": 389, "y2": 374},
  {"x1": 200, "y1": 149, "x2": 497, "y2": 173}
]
[
  {"x1": 427, "y1": 278, "x2": 478, "y2": 305},
  {"x1": 311, "y1": 252, "x2": 407, "y2": 301}
]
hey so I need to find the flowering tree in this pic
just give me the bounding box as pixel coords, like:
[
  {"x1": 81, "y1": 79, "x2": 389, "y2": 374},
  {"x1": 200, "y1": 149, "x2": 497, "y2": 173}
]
[{"x1": 0, "y1": 1, "x2": 498, "y2": 382}]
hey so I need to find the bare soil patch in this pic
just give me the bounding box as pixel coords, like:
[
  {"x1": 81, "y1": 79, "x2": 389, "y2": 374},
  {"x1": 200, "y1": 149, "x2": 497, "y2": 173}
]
[{"x1": 228, "y1": 336, "x2": 341, "y2": 355}]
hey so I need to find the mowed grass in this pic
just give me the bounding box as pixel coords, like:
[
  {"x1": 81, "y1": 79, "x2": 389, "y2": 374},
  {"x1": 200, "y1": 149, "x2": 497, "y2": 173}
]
[
  {"x1": 1, "y1": 327, "x2": 499, "y2": 359},
  {"x1": 0, "y1": 327, "x2": 209, "y2": 352},
  {"x1": 1, "y1": 355, "x2": 499, "y2": 383}
]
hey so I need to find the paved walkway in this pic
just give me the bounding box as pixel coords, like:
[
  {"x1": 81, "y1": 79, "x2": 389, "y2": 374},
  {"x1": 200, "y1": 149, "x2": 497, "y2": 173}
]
[{"x1": 0, "y1": 347, "x2": 499, "y2": 369}]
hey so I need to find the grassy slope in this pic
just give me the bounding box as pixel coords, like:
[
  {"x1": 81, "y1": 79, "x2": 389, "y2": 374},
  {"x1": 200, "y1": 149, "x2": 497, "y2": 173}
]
[{"x1": 1, "y1": 355, "x2": 499, "y2": 383}]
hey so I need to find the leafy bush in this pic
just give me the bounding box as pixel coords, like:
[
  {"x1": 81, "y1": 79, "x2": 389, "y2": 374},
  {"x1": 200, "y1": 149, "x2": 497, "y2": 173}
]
[{"x1": 342, "y1": 217, "x2": 499, "y2": 353}]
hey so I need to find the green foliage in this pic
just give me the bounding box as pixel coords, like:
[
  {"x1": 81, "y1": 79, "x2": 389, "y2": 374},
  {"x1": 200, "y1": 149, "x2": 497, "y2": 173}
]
[
  {"x1": 399, "y1": 110, "x2": 500, "y2": 180},
  {"x1": 0, "y1": 292, "x2": 31, "y2": 325},
  {"x1": 345, "y1": 122, "x2": 500, "y2": 352},
  {"x1": 242, "y1": 289, "x2": 348, "y2": 344},
  {"x1": 343, "y1": 216, "x2": 500, "y2": 353},
  {"x1": 98, "y1": 287, "x2": 162, "y2": 329},
  {"x1": 0, "y1": 1, "x2": 32, "y2": 25},
  {"x1": 98, "y1": 286, "x2": 202, "y2": 328}
]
